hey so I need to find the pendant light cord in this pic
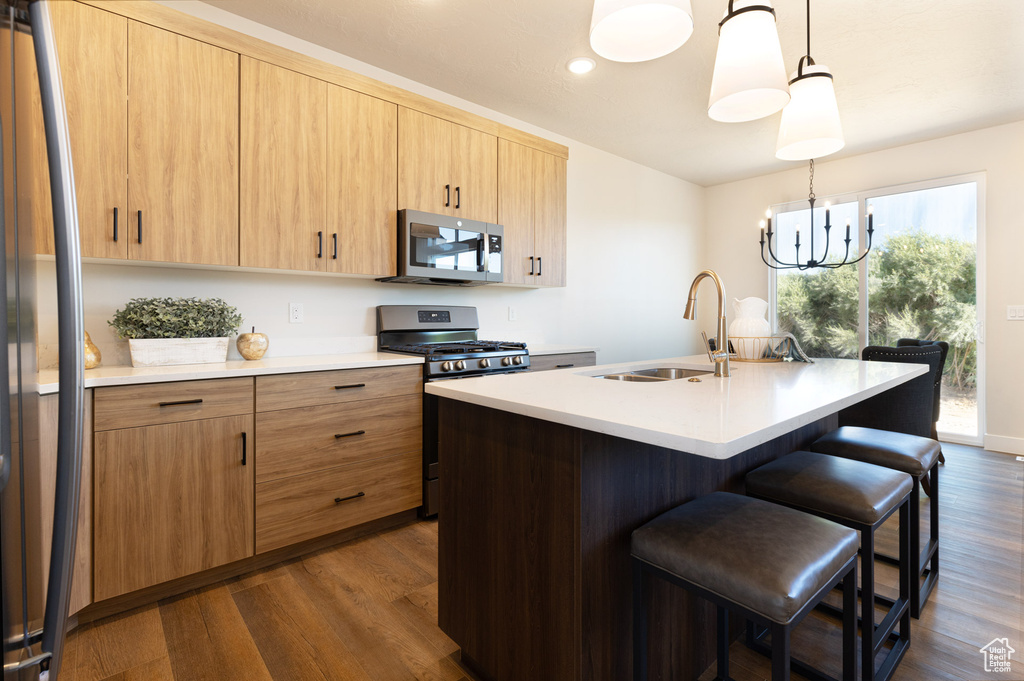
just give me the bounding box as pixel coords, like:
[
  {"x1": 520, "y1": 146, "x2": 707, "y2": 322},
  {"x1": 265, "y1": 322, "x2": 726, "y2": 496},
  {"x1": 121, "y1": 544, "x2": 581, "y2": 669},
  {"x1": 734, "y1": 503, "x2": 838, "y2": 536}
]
[{"x1": 806, "y1": 0, "x2": 812, "y2": 60}]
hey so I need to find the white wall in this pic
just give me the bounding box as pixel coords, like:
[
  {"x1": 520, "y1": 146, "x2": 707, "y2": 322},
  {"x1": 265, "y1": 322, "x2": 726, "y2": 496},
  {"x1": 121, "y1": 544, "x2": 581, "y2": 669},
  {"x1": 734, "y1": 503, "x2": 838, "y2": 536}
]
[
  {"x1": 705, "y1": 119, "x2": 1024, "y2": 452},
  {"x1": 38, "y1": 2, "x2": 708, "y2": 367}
]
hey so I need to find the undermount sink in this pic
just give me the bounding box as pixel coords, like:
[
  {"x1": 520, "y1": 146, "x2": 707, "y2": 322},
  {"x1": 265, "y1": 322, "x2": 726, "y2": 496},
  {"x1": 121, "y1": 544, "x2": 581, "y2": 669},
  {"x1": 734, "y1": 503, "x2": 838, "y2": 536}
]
[{"x1": 597, "y1": 367, "x2": 713, "y2": 382}]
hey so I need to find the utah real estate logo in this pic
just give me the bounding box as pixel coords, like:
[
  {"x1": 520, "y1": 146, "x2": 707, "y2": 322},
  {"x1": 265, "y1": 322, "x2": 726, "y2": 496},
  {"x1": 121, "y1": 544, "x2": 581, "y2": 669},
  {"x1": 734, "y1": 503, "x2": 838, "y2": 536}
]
[{"x1": 980, "y1": 638, "x2": 1015, "y2": 673}]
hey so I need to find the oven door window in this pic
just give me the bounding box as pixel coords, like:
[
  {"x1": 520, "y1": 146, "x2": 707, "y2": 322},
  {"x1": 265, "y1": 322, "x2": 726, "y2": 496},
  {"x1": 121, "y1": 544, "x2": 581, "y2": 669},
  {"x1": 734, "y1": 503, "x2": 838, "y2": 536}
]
[{"x1": 410, "y1": 222, "x2": 485, "y2": 272}]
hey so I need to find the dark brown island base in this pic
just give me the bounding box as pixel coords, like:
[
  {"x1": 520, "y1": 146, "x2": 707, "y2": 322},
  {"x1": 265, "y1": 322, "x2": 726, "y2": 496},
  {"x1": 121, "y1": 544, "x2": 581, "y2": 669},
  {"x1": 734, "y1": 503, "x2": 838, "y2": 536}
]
[
  {"x1": 437, "y1": 399, "x2": 836, "y2": 680},
  {"x1": 429, "y1": 356, "x2": 926, "y2": 681}
]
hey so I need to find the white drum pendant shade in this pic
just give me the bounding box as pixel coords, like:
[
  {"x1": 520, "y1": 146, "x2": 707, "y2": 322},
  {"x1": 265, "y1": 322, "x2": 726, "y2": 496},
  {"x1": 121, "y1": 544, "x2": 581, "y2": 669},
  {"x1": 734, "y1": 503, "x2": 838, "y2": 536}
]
[
  {"x1": 590, "y1": 0, "x2": 694, "y2": 63},
  {"x1": 707, "y1": 1, "x2": 789, "y2": 123},
  {"x1": 776, "y1": 65, "x2": 845, "y2": 160}
]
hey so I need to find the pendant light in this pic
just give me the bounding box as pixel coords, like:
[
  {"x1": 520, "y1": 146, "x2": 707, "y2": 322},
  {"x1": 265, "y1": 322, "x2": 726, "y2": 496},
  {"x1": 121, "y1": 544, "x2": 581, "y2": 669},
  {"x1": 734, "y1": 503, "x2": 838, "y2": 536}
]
[
  {"x1": 776, "y1": 0, "x2": 844, "y2": 160},
  {"x1": 590, "y1": 0, "x2": 694, "y2": 63},
  {"x1": 708, "y1": 0, "x2": 789, "y2": 123}
]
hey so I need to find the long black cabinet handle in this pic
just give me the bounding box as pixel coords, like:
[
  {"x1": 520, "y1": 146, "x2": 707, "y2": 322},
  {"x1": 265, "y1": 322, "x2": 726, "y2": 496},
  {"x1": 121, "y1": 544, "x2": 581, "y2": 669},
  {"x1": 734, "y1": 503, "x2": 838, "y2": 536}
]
[
  {"x1": 317, "y1": 231, "x2": 323, "y2": 258},
  {"x1": 528, "y1": 256, "x2": 535, "y2": 276},
  {"x1": 241, "y1": 432, "x2": 247, "y2": 466},
  {"x1": 334, "y1": 430, "x2": 366, "y2": 439},
  {"x1": 334, "y1": 383, "x2": 366, "y2": 390},
  {"x1": 538, "y1": 256, "x2": 543, "y2": 276},
  {"x1": 137, "y1": 210, "x2": 142, "y2": 244},
  {"x1": 335, "y1": 492, "x2": 365, "y2": 504},
  {"x1": 444, "y1": 184, "x2": 450, "y2": 207},
  {"x1": 113, "y1": 207, "x2": 118, "y2": 242},
  {"x1": 158, "y1": 398, "x2": 203, "y2": 407},
  {"x1": 455, "y1": 186, "x2": 460, "y2": 209},
  {"x1": 332, "y1": 232, "x2": 338, "y2": 260},
  {"x1": 555, "y1": 364, "x2": 575, "y2": 368}
]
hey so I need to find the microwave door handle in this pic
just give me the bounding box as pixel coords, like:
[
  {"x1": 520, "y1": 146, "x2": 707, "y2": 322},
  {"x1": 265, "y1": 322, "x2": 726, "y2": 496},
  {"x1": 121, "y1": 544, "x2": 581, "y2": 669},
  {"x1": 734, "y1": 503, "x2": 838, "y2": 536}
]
[{"x1": 477, "y1": 234, "x2": 485, "y2": 271}]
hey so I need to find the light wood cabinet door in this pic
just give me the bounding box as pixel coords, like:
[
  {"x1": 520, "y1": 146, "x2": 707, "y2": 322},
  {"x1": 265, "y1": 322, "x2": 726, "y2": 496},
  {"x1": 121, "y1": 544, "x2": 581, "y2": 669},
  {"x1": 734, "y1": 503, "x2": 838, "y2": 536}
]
[
  {"x1": 94, "y1": 414, "x2": 254, "y2": 601},
  {"x1": 451, "y1": 124, "x2": 497, "y2": 223},
  {"x1": 240, "y1": 57, "x2": 326, "y2": 272},
  {"x1": 127, "y1": 21, "x2": 239, "y2": 266},
  {"x1": 327, "y1": 87, "x2": 397, "y2": 276},
  {"x1": 498, "y1": 139, "x2": 535, "y2": 284},
  {"x1": 533, "y1": 150, "x2": 567, "y2": 287},
  {"x1": 398, "y1": 107, "x2": 451, "y2": 215},
  {"x1": 49, "y1": 1, "x2": 128, "y2": 259}
]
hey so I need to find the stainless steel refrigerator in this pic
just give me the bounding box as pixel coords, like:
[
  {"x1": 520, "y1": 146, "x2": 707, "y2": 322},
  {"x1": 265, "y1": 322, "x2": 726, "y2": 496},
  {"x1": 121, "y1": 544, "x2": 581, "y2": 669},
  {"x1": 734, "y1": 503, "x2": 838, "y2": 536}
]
[{"x1": 1, "y1": 1, "x2": 84, "y2": 679}]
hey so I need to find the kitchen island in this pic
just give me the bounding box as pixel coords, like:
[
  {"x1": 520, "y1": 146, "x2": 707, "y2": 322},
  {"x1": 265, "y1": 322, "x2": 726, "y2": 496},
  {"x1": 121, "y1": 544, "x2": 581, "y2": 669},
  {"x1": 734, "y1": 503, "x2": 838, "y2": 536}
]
[{"x1": 426, "y1": 355, "x2": 926, "y2": 681}]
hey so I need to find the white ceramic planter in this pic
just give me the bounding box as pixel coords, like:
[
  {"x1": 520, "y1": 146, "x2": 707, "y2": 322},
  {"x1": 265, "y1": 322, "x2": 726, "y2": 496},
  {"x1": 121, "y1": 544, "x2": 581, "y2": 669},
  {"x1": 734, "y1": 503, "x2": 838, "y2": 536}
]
[{"x1": 128, "y1": 337, "x2": 230, "y2": 367}]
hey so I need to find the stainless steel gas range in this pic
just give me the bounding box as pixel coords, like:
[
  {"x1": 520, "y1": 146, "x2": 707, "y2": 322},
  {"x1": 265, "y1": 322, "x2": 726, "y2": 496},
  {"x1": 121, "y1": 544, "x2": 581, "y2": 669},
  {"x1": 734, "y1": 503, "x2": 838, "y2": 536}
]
[{"x1": 377, "y1": 305, "x2": 530, "y2": 516}]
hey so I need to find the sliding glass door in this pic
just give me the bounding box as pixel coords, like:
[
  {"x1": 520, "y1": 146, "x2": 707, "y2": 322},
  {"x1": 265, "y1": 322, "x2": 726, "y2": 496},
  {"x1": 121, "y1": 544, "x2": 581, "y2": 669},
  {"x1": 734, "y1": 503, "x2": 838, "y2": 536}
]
[{"x1": 771, "y1": 175, "x2": 984, "y2": 444}]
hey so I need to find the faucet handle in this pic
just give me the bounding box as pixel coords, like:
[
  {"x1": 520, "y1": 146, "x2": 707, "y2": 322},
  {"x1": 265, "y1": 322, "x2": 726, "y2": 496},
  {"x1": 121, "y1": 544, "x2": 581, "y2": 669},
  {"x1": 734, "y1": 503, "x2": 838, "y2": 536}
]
[{"x1": 700, "y1": 331, "x2": 714, "y2": 363}]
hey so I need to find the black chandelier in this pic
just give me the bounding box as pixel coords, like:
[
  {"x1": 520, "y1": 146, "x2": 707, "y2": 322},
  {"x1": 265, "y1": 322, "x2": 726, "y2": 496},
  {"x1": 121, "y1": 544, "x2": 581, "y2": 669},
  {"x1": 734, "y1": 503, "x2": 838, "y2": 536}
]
[{"x1": 759, "y1": 159, "x2": 874, "y2": 270}]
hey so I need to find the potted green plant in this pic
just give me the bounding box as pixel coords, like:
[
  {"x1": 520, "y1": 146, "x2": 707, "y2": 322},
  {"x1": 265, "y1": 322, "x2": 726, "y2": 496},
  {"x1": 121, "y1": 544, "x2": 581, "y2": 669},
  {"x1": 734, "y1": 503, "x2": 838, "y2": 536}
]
[{"x1": 109, "y1": 297, "x2": 243, "y2": 367}]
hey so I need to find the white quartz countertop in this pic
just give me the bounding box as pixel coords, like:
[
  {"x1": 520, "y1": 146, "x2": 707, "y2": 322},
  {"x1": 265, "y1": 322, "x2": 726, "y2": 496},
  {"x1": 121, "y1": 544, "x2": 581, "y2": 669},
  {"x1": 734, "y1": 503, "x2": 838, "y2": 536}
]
[
  {"x1": 38, "y1": 352, "x2": 423, "y2": 394},
  {"x1": 425, "y1": 355, "x2": 926, "y2": 459}
]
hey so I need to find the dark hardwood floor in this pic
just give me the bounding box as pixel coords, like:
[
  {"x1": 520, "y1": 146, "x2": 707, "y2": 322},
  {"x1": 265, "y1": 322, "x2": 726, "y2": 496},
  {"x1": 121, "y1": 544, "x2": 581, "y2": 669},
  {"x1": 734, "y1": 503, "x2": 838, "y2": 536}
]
[{"x1": 61, "y1": 443, "x2": 1023, "y2": 681}]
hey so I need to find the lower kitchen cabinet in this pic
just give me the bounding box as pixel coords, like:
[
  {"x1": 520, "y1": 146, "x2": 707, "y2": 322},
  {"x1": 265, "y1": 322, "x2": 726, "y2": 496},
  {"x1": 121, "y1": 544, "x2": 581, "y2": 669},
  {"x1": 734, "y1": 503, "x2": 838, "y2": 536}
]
[
  {"x1": 255, "y1": 451, "x2": 420, "y2": 554},
  {"x1": 530, "y1": 351, "x2": 596, "y2": 372},
  {"x1": 92, "y1": 379, "x2": 255, "y2": 601}
]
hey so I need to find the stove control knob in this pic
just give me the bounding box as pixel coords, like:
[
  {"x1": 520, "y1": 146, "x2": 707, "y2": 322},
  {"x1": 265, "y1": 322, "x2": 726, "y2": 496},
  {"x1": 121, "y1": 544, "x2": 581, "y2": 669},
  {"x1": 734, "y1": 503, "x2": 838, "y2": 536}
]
[
  {"x1": 479, "y1": 358, "x2": 491, "y2": 369},
  {"x1": 501, "y1": 357, "x2": 512, "y2": 367},
  {"x1": 512, "y1": 355, "x2": 524, "y2": 366},
  {"x1": 441, "y1": 361, "x2": 453, "y2": 372},
  {"x1": 455, "y1": 360, "x2": 466, "y2": 371}
]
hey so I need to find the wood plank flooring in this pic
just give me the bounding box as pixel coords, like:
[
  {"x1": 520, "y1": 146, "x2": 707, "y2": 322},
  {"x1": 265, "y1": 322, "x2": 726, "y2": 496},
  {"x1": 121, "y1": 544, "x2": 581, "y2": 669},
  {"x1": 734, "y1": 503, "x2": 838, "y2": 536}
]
[{"x1": 61, "y1": 443, "x2": 1023, "y2": 681}]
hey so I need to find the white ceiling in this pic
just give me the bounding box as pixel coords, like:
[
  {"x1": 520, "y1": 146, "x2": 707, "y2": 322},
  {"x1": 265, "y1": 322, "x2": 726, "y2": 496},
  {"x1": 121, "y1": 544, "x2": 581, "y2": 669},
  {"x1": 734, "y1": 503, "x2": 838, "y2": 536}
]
[{"x1": 200, "y1": 0, "x2": 1024, "y2": 187}]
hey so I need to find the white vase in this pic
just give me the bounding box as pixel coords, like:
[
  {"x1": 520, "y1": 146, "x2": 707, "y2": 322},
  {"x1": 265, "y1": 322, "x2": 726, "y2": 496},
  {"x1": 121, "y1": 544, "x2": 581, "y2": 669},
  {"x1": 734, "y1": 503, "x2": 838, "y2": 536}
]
[
  {"x1": 728, "y1": 297, "x2": 771, "y2": 359},
  {"x1": 128, "y1": 337, "x2": 230, "y2": 367}
]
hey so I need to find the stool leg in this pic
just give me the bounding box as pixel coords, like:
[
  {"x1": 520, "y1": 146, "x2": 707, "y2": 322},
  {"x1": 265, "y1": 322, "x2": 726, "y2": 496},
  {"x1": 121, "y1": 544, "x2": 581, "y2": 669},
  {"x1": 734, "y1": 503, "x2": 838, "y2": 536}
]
[
  {"x1": 770, "y1": 622, "x2": 791, "y2": 681},
  {"x1": 633, "y1": 561, "x2": 647, "y2": 681},
  {"x1": 861, "y1": 529, "x2": 875, "y2": 681},
  {"x1": 899, "y1": 500, "x2": 912, "y2": 646},
  {"x1": 843, "y1": 561, "x2": 858, "y2": 681},
  {"x1": 716, "y1": 606, "x2": 730, "y2": 681},
  {"x1": 909, "y1": 478, "x2": 922, "y2": 618},
  {"x1": 929, "y1": 463, "x2": 939, "y2": 582}
]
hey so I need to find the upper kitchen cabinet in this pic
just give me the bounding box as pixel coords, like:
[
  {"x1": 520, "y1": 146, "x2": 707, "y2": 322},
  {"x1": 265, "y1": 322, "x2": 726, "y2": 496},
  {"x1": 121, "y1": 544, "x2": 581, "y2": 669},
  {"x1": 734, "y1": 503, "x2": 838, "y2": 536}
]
[
  {"x1": 398, "y1": 107, "x2": 497, "y2": 224},
  {"x1": 46, "y1": 0, "x2": 126, "y2": 259},
  {"x1": 240, "y1": 57, "x2": 327, "y2": 272},
  {"x1": 326, "y1": 87, "x2": 398, "y2": 276},
  {"x1": 499, "y1": 139, "x2": 567, "y2": 287},
  {"x1": 128, "y1": 21, "x2": 239, "y2": 266}
]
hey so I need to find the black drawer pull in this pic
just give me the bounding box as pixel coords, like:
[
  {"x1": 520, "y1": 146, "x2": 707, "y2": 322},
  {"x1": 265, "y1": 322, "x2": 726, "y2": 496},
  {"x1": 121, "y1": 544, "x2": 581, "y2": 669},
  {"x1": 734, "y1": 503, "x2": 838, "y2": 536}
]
[
  {"x1": 555, "y1": 364, "x2": 574, "y2": 368},
  {"x1": 333, "y1": 383, "x2": 366, "y2": 390},
  {"x1": 332, "y1": 232, "x2": 338, "y2": 259},
  {"x1": 334, "y1": 492, "x2": 365, "y2": 504},
  {"x1": 335, "y1": 430, "x2": 366, "y2": 439},
  {"x1": 538, "y1": 256, "x2": 543, "y2": 276},
  {"x1": 528, "y1": 256, "x2": 535, "y2": 276},
  {"x1": 317, "y1": 230, "x2": 323, "y2": 258},
  {"x1": 455, "y1": 186, "x2": 460, "y2": 209},
  {"x1": 113, "y1": 206, "x2": 118, "y2": 242},
  {"x1": 137, "y1": 210, "x2": 142, "y2": 244},
  {"x1": 241, "y1": 432, "x2": 247, "y2": 466},
  {"x1": 444, "y1": 184, "x2": 450, "y2": 207},
  {"x1": 158, "y1": 398, "x2": 203, "y2": 407}
]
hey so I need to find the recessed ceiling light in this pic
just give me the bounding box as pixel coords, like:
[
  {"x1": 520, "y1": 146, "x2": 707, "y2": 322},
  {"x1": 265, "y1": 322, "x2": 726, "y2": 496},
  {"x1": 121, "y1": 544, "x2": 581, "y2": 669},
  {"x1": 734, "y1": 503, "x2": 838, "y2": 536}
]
[{"x1": 567, "y1": 57, "x2": 596, "y2": 75}]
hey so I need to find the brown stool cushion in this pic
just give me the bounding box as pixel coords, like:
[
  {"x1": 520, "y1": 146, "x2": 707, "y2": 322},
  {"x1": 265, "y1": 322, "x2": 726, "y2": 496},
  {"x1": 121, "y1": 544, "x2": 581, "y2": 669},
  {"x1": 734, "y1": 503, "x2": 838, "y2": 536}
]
[
  {"x1": 810, "y1": 426, "x2": 941, "y2": 478},
  {"x1": 631, "y1": 492, "x2": 858, "y2": 625},
  {"x1": 746, "y1": 451, "x2": 913, "y2": 525}
]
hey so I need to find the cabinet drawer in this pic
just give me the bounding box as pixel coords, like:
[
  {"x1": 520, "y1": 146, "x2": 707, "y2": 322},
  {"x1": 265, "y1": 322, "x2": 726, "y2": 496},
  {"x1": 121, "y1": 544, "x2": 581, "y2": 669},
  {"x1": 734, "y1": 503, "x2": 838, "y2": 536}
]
[
  {"x1": 255, "y1": 451, "x2": 421, "y2": 553},
  {"x1": 255, "y1": 393, "x2": 421, "y2": 483},
  {"x1": 529, "y1": 352, "x2": 596, "y2": 372},
  {"x1": 256, "y1": 365, "x2": 421, "y2": 412},
  {"x1": 94, "y1": 377, "x2": 254, "y2": 431}
]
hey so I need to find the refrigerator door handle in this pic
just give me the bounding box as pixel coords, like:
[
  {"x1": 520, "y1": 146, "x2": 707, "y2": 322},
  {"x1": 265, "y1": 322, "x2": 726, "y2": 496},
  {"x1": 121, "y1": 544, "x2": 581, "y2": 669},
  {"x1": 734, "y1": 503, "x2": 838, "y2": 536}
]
[{"x1": 29, "y1": 1, "x2": 85, "y2": 678}]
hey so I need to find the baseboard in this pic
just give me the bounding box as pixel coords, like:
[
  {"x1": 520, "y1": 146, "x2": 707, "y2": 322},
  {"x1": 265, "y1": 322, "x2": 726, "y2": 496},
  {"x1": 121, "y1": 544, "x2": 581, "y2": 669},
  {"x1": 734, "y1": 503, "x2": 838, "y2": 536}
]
[{"x1": 983, "y1": 434, "x2": 1024, "y2": 455}]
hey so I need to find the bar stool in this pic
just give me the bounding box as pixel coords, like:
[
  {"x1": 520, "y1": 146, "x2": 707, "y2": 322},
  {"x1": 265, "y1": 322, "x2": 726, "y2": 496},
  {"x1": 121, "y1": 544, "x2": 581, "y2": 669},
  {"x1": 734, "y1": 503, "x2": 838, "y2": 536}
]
[
  {"x1": 811, "y1": 426, "x2": 940, "y2": 618},
  {"x1": 631, "y1": 492, "x2": 859, "y2": 681},
  {"x1": 746, "y1": 451, "x2": 913, "y2": 681}
]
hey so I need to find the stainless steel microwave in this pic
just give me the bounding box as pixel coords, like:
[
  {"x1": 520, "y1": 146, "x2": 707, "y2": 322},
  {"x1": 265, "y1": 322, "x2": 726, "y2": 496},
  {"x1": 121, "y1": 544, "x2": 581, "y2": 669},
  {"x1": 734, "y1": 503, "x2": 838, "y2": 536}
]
[{"x1": 378, "y1": 209, "x2": 504, "y2": 286}]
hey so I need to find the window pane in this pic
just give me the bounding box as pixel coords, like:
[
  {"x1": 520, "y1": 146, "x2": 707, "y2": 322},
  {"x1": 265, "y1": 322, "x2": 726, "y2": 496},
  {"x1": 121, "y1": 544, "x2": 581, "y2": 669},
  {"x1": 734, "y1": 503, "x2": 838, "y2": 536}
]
[
  {"x1": 773, "y1": 201, "x2": 860, "y2": 358},
  {"x1": 865, "y1": 182, "x2": 978, "y2": 437}
]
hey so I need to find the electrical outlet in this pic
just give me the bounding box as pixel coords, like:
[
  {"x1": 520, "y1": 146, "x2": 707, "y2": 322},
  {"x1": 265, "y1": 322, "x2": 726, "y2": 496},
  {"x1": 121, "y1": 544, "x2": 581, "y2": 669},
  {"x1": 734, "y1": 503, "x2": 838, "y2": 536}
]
[
  {"x1": 508, "y1": 306, "x2": 517, "y2": 322},
  {"x1": 289, "y1": 303, "x2": 303, "y2": 324},
  {"x1": 1017, "y1": 456, "x2": 1024, "y2": 463},
  {"x1": 1008, "y1": 305, "x2": 1024, "y2": 320}
]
